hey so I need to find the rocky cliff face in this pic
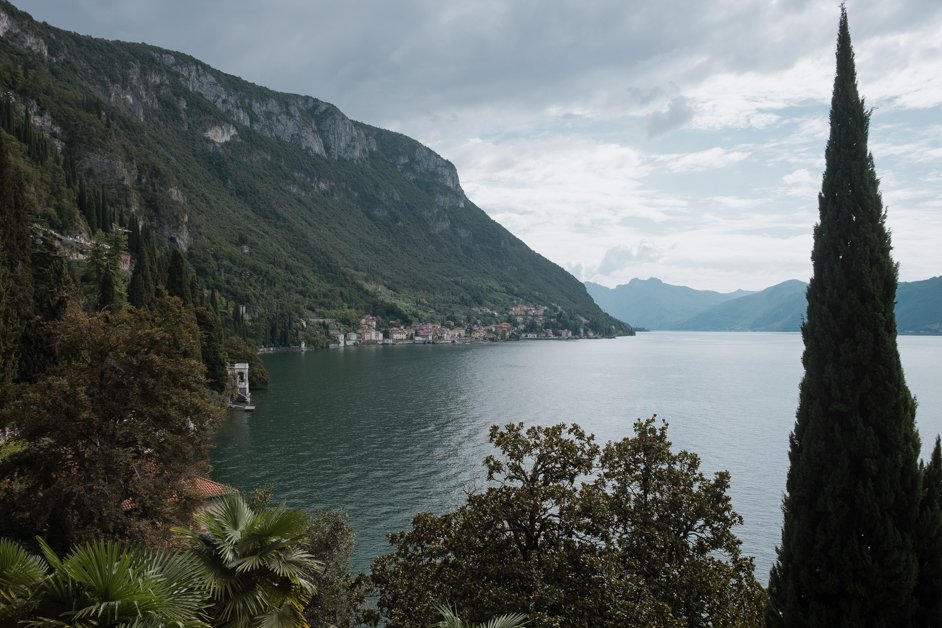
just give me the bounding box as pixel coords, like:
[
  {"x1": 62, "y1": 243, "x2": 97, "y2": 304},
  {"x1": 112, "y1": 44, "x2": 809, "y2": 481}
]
[{"x1": 0, "y1": 1, "x2": 468, "y2": 219}]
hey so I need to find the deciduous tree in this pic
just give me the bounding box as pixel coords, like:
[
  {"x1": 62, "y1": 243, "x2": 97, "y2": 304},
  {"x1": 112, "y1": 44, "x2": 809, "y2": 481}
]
[
  {"x1": 371, "y1": 419, "x2": 764, "y2": 627},
  {"x1": 0, "y1": 297, "x2": 222, "y2": 550}
]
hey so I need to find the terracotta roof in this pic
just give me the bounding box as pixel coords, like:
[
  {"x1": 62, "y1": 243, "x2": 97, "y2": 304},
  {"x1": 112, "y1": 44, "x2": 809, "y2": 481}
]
[
  {"x1": 190, "y1": 476, "x2": 236, "y2": 499},
  {"x1": 121, "y1": 476, "x2": 236, "y2": 512}
]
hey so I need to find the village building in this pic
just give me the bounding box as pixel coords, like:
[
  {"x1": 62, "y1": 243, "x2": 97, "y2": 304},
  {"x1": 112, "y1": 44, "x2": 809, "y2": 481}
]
[{"x1": 227, "y1": 362, "x2": 251, "y2": 404}]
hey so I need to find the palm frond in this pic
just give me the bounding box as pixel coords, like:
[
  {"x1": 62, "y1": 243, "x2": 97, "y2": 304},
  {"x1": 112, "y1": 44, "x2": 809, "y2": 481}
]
[{"x1": 434, "y1": 603, "x2": 529, "y2": 628}]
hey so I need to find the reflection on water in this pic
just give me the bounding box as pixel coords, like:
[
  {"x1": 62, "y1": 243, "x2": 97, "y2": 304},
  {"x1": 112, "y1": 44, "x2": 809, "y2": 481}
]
[{"x1": 211, "y1": 333, "x2": 942, "y2": 580}]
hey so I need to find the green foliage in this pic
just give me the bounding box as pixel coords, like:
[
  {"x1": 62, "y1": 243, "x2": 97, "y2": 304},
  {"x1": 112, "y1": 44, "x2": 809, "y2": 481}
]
[
  {"x1": 195, "y1": 306, "x2": 228, "y2": 393},
  {"x1": 766, "y1": 8, "x2": 922, "y2": 626},
  {"x1": 87, "y1": 228, "x2": 128, "y2": 312},
  {"x1": 371, "y1": 419, "x2": 765, "y2": 627},
  {"x1": 33, "y1": 538, "x2": 210, "y2": 627},
  {"x1": 435, "y1": 605, "x2": 529, "y2": 628},
  {"x1": 0, "y1": 537, "x2": 210, "y2": 627},
  {"x1": 166, "y1": 247, "x2": 193, "y2": 306},
  {"x1": 174, "y1": 492, "x2": 323, "y2": 628},
  {"x1": 0, "y1": 129, "x2": 75, "y2": 383},
  {"x1": 223, "y1": 335, "x2": 270, "y2": 389},
  {"x1": 0, "y1": 95, "x2": 53, "y2": 164},
  {"x1": 302, "y1": 510, "x2": 368, "y2": 628},
  {"x1": 0, "y1": 241, "x2": 15, "y2": 383},
  {"x1": 0, "y1": 297, "x2": 223, "y2": 550},
  {"x1": 915, "y1": 437, "x2": 942, "y2": 626},
  {"x1": 128, "y1": 223, "x2": 158, "y2": 308},
  {"x1": 0, "y1": 130, "x2": 34, "y2": 380},
  {"x1": 0, "y1": 537, "x2": 47, "y2": 624}
]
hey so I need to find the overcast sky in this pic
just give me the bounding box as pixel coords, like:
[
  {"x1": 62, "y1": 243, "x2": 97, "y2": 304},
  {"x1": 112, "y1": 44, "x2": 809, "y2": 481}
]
[{"x1": 14, "y1": 0, "x2": 942, "y2": 291}]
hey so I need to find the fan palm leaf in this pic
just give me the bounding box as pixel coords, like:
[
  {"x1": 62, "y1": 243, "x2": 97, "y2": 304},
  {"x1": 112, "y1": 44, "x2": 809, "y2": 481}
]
[
  {"x1": 175, "y1": 493, "x2": 322, "y2": 628},
  {"x1": 27, "y1": 537, "x2": 209, "y2": 627},
  {"x1": 0, "y1": 538, "x2": 49, "y2": 623},
  {"x1": 434, "y1": 603, "x2": 529, "y2": 628}
]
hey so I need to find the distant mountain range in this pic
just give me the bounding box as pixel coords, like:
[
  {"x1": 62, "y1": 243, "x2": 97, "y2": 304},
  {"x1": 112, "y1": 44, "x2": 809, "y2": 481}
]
[{"x1": 586, "y1": 276, "x2": 942, "y2": 334}]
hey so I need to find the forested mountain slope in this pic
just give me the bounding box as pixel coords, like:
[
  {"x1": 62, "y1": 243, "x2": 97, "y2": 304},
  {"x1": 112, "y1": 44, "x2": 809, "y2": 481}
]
[{"x1": 0, "y1": 1, "x2": 625, "y2": 343}]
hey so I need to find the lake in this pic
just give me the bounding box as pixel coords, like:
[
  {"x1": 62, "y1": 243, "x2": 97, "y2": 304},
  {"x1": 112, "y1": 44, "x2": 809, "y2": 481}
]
[{"x1": 210, "y1": 332, "x2": 942, "y2": 582}]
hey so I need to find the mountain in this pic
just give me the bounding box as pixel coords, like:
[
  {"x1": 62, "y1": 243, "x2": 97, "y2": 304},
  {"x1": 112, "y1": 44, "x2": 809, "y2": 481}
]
[
  {"x1": 675, "y1": 280, "x2": 807, "y2": 332},
  {"x1": 584, "y1": 278, "x2": 751, "y2": 329},
  {"x1": 588, "y1": 276, "x2": 941, "y2": 334},
  {"x1": 0, "y1": 2, "x2": 626, "y2": 341},
  {"x1": 896, "y1": 276, "x2": 942, "y2": 334}
]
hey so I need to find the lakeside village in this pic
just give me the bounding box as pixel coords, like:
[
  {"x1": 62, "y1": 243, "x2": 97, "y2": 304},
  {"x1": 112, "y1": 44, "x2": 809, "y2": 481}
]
[
  {"x1": 328, "y1": 304, "x2": 607, "y2": 348},
  {"x1": 39, "y1": 226, "x2": 619, "y2": 350}
]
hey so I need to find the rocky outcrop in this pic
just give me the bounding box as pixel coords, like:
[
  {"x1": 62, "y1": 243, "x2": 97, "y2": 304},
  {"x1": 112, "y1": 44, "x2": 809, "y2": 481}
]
[
  {"x1": 80, "y1": 150, "x2": 136, "y2": 188},
  {"x1": 312, "y1": 101, "x2": 375, "y2": 160},
  {"x1": 388, "y1": 141, "x2": 466, "y2": 209},
  {"x1": 158, "y1": 53, "x2": 377, "y2": 161},
  {"x1": 0, "y1": 7, "x2": 48, "y2": 58},
  {"x1": 204, "y1": 123, "x2": 238, "y2": 144}
]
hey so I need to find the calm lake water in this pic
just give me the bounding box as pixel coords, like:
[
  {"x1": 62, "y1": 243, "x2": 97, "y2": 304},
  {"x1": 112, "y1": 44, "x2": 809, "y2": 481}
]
[{"x1": 211, "y1": 332, "x2": 942, "y2": 582}]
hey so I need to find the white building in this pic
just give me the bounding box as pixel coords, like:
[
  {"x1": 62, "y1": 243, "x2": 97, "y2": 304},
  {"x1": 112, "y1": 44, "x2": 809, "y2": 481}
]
[{"x1": 228, "y1": 363, "x2": 251, "y2": 404}]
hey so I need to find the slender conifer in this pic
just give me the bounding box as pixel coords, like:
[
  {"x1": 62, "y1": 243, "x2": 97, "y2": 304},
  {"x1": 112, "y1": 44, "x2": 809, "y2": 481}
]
[
  {"x1": 766, "y1": 8, "x2": 921, "y2": 625},
  {"x1": 915, "y1": 437, "x2": 942, "y2": 625}
]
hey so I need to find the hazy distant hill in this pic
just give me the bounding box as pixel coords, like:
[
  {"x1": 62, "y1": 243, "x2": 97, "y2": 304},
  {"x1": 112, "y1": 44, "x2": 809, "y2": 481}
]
[
  {"x1": 584, "y1": 278, "x2": 751, "y2": 329},
  {"x1": 675, "y1": 280, "x2": 807, "y2": 332},
  {"x1": 588, "y1": 276, "x2": 941, "y2": 334},
  {"x1": 896, "y1": 276, "x2": 942, "y2": 334},
  {"x1": 0, "y1": 1, "x2": 625, "y2": 339}
]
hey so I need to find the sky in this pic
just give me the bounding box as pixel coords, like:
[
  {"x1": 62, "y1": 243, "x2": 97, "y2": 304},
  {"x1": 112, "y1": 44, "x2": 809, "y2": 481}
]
[{"x1": 13, "y1": 0, "x2": 942, "y2": 292}]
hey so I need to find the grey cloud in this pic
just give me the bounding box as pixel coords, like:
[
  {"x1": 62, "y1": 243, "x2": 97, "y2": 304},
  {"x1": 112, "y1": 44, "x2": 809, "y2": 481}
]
[
  {"x1": 596, "y1": 242, "x2": 664, "y2": 276},
  {"x1": 646, "y1": 96, "x2": 696, "y2": 137},
  {"x1": 15, "y1": 0, "x2": 942, "y2": 131}
]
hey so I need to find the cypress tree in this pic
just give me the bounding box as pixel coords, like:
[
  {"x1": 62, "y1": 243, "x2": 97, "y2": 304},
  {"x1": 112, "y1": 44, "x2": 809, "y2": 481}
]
[
  {"x1": 195, "y1": 306, "x2": 228, "y2": 393},
  {"x1": 915, "y1": 437, "x2": 942, "y2": 626},
  {"x1": 0, "y1": 133, "x2": 34, "y2": 381},
  {"x1": 766, "y1": 8, "x2": 921, "y2": 626},
  {"x1": 128, "y1": 224, "x2": 157, "y2": 309},
  {"x1": 0, "y1": 241, "x2": 15, "y2": 382},
  {"x1": 166, "y1": 248, "x2": 192, "y2": 305}
]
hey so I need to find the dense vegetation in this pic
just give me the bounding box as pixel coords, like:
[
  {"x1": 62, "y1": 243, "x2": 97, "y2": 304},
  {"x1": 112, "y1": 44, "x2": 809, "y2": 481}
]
[
  {"x1": 0, "y1": 494, "x2": 333, "y2": 627},
  {"x1": 0, "y1": 72, "x2": 363, "y2": 626},
  {"x1": 766, "y1": 9, "x2": 942, "y2": 625},
  {"x1": 370, "y1": 420, "x2": 766, "y2": 627},
  {"x1": 0, "y1": 0, "x2": 625, "y2": 346}
]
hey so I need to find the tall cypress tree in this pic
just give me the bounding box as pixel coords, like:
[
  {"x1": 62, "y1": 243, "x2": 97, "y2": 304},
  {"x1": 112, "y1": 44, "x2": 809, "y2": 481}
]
[
  {"x1": 166, "y1": 248, "x2": 193, "y2": 306},
  {"x1": 915, "y1": 437, "x2": 942, "y2": 626},
  {"x1": 766, "y1": 8, "x2": 921, "y2": 625},
  {"x1": 0, "y1": 132, "x2": 34, "y2": 381},
  {"x1": 128, "y1": 224, "x2": 157, "y2": 309}
]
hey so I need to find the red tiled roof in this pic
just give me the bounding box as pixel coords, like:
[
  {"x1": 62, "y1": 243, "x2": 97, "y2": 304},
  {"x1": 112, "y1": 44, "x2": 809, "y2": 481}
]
[
  {"x1": 191, "y1": 476, "x2": 236, "y2": 499},
  {"x1": 121, "y1": 476, "x2": 236, "y2": 512}
]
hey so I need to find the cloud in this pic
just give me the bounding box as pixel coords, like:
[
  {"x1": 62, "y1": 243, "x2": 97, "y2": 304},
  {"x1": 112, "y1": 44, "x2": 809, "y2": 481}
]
[
  {"x1": 596, "y1": 241, "x2": 666, "y2": 276},
  {"x1": 658, "y1": 147, "x2": 752, "y2": 173},
  {"x1": 781, "y1": 168, "x2": 818, "y2": 197},
  {"x1": 646, "y1": 96, "x2": 696, "y2": 137}
]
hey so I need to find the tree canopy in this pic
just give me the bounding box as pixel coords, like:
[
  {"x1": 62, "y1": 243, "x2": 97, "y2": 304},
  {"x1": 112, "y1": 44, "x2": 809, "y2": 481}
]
[
  {"x1": 0, "y1": 297, "x2": 223, "y2": 550},
  {"x1": 371, "y1": 419, "x2": 765, "y2": 627}
]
